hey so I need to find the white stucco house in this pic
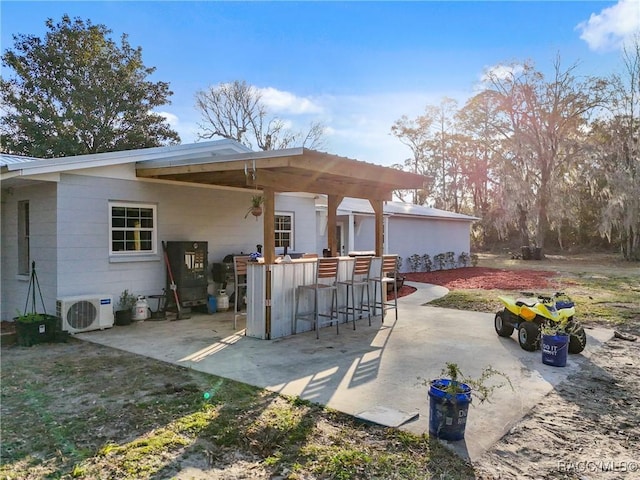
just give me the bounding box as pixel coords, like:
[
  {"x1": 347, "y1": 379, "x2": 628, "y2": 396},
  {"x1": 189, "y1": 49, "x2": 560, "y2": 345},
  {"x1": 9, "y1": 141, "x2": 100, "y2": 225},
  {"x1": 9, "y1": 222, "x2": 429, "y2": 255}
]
[
  {"x1": 0, "y1": 140, "x2": 475, "y2": 323},
  {"x1": 316, "y1": 196, "x2": 477, "y2": 269}
]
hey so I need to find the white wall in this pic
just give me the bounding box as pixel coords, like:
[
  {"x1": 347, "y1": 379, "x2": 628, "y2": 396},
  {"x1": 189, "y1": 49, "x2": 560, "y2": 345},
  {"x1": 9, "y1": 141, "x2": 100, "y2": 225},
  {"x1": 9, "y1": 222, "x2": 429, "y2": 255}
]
[
  {"x1": 1, "y1": 182, "x2": 58, "y2": 320},
  {"x1": 274, "y1": 193, "x2": 317, "y2": 254},
  {"x1": 387, "y1": 216, "x2": 473, "y2": 272},
  {"x1": 1, "y1": 173, "x2": 318, "y2": 319},
  {"x1": 352, "y1": 215, "x2": 473, "y2": 272}
]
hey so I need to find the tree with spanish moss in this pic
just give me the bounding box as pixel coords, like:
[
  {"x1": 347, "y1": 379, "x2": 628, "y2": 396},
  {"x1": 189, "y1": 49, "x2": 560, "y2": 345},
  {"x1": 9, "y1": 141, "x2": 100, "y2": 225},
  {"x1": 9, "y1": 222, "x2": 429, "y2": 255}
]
[
  {"x1": 481, "y1": 57, "x2": 607, "y2": 249},
  {"x1": 591, "y1": 36, "x2": 640, "y2": 260}
]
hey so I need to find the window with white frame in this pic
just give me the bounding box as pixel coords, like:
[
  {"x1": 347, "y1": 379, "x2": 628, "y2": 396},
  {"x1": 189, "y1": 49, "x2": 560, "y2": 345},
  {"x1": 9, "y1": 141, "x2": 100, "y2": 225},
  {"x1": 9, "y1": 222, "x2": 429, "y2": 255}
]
[
  {"x1": 18, "y1": 200, "x2": 30, "y2": 274},
  {"x1": 109, "y1": 202, "x2": 156, "y2": 254},
  {"x1": 275, "y1": 212, "x2": 294, "y2": 249}
]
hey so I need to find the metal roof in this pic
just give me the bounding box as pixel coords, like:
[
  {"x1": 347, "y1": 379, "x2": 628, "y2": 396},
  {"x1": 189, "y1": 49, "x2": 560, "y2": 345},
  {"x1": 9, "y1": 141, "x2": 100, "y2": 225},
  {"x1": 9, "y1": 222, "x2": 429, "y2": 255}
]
[
  {"x1": 1, "y1": 140, "x2": 426, "y2": 201},
  {"x1": 317, "y1": 196, "x2": 478, "y2": 222},
  {"x1": 0, "y1": 153, "x2": 42, "y2": 166},
  {"x1": 0, "y1": 139, "x2": 252, "y2": 172}
]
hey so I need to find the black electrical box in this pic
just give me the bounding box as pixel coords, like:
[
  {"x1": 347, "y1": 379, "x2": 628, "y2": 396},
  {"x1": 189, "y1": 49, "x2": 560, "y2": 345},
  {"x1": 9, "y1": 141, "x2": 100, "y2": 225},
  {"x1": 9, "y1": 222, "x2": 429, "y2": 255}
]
[{"x1": 165, "y1": 241, "x2": 208, "y2": 307}]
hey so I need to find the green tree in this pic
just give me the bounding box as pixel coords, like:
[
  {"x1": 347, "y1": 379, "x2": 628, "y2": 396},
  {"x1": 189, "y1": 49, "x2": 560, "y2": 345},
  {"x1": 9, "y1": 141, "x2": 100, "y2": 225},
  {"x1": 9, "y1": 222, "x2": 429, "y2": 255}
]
[
  {"x1": 455, "y1": 91, "x2": 508, "y2": 244},
  {"x1": 391, "y1": 98, "x2": 463, "y2": 209},
  {"x1": 1, "y1": 15, "x2": 180, "y2": 157},
  {"x1": 390, "y1": 109, "x2": 436, "y2": 204}
]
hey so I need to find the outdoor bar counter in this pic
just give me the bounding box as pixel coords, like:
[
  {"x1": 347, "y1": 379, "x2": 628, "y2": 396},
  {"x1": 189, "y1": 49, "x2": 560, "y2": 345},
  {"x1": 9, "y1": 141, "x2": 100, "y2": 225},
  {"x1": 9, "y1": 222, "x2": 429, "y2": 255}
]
[{"x1": 245, "y1": 256, "x2": 383, "y2": 339}]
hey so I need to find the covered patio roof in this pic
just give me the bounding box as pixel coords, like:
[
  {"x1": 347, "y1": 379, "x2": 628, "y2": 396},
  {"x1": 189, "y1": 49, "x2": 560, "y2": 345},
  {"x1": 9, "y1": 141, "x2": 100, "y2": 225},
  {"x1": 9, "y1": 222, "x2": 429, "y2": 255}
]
[
  {"x1": 136, "y1": 147, "x2": 424, "y2": 201},
  {"x1": 137, "y1": 147, "x2": 425, "y2": 263}
]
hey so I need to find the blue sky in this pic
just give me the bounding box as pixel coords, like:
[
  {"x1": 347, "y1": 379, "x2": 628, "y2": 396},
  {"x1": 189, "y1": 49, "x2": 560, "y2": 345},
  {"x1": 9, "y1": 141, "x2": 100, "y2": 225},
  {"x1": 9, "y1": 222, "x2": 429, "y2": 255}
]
[{"x1": 2, "y1": 1, "x2": 639, "y2": 166}]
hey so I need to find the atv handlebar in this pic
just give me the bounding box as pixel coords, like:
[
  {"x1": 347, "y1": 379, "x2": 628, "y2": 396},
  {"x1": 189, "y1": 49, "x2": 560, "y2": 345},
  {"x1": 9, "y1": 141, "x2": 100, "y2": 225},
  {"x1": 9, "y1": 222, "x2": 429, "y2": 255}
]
[{"x1": 519, "y1": 291, "x2": 571, "y2": 302}]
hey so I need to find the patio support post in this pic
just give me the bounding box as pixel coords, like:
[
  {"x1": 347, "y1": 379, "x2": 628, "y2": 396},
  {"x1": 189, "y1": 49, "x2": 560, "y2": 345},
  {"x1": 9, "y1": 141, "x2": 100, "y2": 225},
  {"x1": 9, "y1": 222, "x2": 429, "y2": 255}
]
[
  {"x1": 263, "y1": 187, "x2": 275, "y2": 339},
  {"x1": 327, "y1": 194, "x2": 343, "y2": 256},
  {"x1": 369, "y1": 199, "x2": 384, "y2": 256},
  {"x1": 263, "y1": 188, "x2": 276, "y2": 264}
]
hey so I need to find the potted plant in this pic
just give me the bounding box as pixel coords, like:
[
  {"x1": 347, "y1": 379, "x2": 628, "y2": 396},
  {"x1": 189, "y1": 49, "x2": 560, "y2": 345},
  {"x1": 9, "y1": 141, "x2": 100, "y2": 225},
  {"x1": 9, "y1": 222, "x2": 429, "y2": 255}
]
[
  {"x1": 540, "y1": 319, "x2": 570, "y2": 367},
  {"x1": 425, "y1": 362, "x2": 512, "y2": 441},
  {"x1": 14, "y1": 260, "x2": 64, "y2": 346},
  {"x1": 244, "y1": 194, "x2": 264, "y2": 219},
  {"x1": 115, "y1": 289, "x2": 137, "y2": 326},
  {"x1": 14, "y1": 311, "x2": 60, "y2": 347}
]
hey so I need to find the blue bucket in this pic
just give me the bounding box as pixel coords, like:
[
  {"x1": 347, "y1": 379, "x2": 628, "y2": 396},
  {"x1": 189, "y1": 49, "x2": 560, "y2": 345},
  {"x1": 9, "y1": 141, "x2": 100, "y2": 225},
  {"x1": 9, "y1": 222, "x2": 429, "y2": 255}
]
[
  {"x1": 207, "y1": 295, "x2": 217, "y2": 314},
  {"x1": 541, "y1": 333, "x2": 569, "y2": 367},
  {"x1": 428, "y1": 379, "x2": 472, "y2": 441}
]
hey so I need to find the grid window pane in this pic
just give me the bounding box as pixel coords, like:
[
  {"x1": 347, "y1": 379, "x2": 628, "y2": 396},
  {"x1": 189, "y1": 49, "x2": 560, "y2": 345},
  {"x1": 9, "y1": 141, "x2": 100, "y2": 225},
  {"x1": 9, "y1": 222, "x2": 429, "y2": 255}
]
[
  {"x1": 274, "y1": 214, "x2": 293, "y2": 249},
  {"x1": 110, "y1": 202, "x2": 156, "y2": 254}
]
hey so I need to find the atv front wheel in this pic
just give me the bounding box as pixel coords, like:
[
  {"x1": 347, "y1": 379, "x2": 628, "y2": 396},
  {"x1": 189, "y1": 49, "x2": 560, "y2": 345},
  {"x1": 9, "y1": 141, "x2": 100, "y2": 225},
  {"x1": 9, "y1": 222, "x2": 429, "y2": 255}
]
[
  {"x1": 568, "y1": 324, "x2": 587, "y2": 354},
  {"x1": 518, "y1": 321, "x2": 540, "y2": 351},
  {"x1": 495, "y1": 311, "x2": 514, "y2": 337}
]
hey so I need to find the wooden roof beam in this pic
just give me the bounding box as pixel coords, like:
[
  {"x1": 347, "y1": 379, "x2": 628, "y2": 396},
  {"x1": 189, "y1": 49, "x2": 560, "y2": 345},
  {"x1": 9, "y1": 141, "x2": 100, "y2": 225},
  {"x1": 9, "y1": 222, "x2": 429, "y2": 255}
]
[
  {"x1": 292, "y1": 150, "x2": 425, "y2": 188},
  {"x1": 136, "y1": 157, "x2": 294, "y2": 177},
  {"x1": 251, "y1": 169, "x2": 394, "y2": 200}
]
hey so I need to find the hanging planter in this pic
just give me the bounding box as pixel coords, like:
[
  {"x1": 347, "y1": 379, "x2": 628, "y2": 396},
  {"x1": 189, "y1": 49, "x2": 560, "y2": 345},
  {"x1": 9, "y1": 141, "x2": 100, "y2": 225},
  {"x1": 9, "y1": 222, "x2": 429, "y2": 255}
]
[
  {"x1": 15, "y1": 261, "x2": 65, "y2": 346},
  {"x1": 244, "y1": 194, "x2": 264, "y2": 219}
]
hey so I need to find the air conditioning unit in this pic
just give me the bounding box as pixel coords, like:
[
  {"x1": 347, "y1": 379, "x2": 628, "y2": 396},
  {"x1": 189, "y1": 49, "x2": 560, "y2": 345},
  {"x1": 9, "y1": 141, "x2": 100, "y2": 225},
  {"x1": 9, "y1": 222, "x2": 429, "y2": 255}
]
[{"x1": 56, "y1": 295, "x2": 114, "y2": 333}]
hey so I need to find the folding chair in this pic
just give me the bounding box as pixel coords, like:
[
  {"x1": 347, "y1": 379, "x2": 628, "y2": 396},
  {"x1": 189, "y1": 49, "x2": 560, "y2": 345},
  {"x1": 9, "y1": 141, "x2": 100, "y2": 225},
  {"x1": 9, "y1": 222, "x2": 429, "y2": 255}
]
[
  {"x1": 233, "y1": 255, "x2": 250, "y2": 330},
  {"x1": 337, "y1": 255, "x2": 372, "y2": 329},
  {"x1": 294, "y1": 257, "x2": 340, "y2": 338}
]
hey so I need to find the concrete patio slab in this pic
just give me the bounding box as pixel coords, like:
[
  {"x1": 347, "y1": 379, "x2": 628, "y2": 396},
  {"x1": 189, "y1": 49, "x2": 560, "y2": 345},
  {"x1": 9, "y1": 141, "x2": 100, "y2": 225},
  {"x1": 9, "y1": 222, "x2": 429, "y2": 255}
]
[
  {"x1": 354, "y1": 405, "x2": 420, "y2": 428},
  {"x1": 76, "y1": 282, "x2": 613, "y2": 461}
]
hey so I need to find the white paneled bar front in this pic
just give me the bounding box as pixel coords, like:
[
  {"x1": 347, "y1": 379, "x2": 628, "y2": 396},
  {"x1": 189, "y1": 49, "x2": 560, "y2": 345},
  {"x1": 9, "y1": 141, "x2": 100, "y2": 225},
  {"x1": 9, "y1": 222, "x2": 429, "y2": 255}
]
[{"x1": 246, "y1": 257, "x2": 383, "y2": 339}]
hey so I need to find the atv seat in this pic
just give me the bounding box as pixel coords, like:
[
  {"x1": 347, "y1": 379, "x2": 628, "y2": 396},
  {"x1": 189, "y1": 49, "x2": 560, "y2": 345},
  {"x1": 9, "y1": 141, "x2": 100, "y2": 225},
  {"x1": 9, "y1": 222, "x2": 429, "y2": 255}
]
[{"x1": 515, "y1": 298, "x2": 539, "y2": 307}]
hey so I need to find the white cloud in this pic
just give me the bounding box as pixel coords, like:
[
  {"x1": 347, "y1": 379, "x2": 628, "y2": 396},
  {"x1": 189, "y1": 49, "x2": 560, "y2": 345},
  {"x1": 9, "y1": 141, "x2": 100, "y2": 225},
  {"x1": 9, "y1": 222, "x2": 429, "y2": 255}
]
[
  {"x1": 158, "y1": 111, "x2": 179, "y2": 126},
  {"x1": 576, "y1": 0, "x2": 640, "y2": 52},
  {"x1": 479, "y1": 64, "x2": 524, "y2": 85},
  {"x1": 254, "y1": 87, "x2": 323, "y2": 115}
]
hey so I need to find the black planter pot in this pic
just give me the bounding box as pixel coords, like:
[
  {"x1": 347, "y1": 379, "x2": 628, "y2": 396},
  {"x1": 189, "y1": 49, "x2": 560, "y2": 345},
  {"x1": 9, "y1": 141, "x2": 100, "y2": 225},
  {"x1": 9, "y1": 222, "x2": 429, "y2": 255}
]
[{"x1": 115, "y1": 310, "x2": 133, "y2": 326}]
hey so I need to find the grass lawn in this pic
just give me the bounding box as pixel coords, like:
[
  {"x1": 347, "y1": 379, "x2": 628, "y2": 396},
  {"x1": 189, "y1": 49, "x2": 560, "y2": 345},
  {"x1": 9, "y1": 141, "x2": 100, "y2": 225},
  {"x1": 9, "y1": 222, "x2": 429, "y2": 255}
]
[{"x1": 1, "y1": 341, "x2": 474, "y2": 479}]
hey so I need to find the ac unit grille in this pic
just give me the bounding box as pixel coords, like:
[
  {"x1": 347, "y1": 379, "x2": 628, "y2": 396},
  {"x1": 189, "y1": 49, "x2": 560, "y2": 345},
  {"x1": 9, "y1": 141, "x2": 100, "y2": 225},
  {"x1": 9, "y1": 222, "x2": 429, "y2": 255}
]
[
  {"x1": 65, "y1": 300, "x2": 98, "y2": 330},
  {"x1": 56, "y1": 295, "x2": 114, "y2": 333}
]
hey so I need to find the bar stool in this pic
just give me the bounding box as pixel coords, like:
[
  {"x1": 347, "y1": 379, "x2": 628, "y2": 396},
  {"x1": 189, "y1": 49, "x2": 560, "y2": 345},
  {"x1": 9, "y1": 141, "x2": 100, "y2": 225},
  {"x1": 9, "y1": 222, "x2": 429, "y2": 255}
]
[
  {"x1": 338, "y1": 255, "x2": 372, "y2": 329},
  {"x1": 369, "y1": 254, "x2": 399, "y2": 323},
  {"x1": 294, "y1": 257, "x2": 340, "y2": 338},
  {"x1": 233, "y1": 255, "x2": 250, "y2": 330}
]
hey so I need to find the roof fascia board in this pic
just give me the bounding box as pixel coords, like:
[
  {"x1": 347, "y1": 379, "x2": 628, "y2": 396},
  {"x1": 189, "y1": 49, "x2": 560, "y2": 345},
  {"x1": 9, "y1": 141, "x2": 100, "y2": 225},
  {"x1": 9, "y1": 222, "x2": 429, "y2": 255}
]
[
  {"x1": 137, "y1": 147, "x2": 304, "y2": 169},
  {"x1": 391, "y1": 212, "x2": 479, "y2": 221},
  {"x1": 0, "y1": 171, "x2": 21, "y2": 181}
]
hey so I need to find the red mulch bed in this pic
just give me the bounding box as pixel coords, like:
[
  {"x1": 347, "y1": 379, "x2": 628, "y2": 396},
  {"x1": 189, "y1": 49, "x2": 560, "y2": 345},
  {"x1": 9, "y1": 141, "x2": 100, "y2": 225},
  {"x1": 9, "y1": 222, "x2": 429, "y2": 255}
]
[
  {"x1": 388, "y1": 285, "x2": 417, "y2": 300},
  {"x1": 403, "y1": 267, "x2": 558, "y2": 291}
]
